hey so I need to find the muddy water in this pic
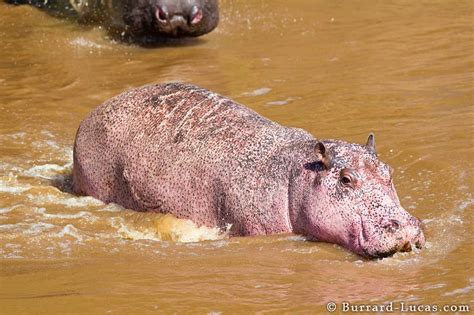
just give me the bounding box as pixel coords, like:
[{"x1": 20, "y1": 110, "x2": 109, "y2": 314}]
[{"x1": 0, "y1": 0, "x2": 473, "y2": 313}]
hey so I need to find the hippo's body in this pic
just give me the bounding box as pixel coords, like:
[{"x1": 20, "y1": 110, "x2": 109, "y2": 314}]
[
  {"x1": 73, "y1": 83, "x2": 425, "y2": 258},
  {"x1": 6, "y1": 0, "x2": 219, "y2": 40}
]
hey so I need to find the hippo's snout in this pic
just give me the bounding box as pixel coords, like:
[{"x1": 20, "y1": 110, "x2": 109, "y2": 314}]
[
  {"x1": 411, "y1": 217, "x2": 426, "y2": 249},
  {"x1": 400, "y1": 216, "x2": 425, "y2": 250},
  {"x1": 366, "y1": 215, "x2": 425, "y2": 259},
  {"x1": 155, "y1": 4, "x2": 203, "y2": 31},
  {"x1": 394, "y1": 227, "x2": 425, "y2": 255}
]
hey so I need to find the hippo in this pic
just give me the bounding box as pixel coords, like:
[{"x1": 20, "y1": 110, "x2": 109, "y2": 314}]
[
  {"x1": 73, "y1": 83, "x2": 425, "y2": 258},
  {"x1": 5, "y1": 0, "x2": 219, "y2": 40}
]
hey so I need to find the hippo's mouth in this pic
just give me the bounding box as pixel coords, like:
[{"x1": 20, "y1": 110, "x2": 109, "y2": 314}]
[
  {"x1": 355, "y1": 215, "x2": 418, "y2": 259},
  {"x1": 355, "y1": 217, "x2": 372, "y2": 258},
  {"x1": 356, "y1": 216, "x2": 397, "y2": 259}
]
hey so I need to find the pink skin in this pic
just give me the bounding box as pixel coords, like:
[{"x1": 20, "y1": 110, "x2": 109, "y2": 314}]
[
  {"x1": 290, "y1": 140, "x2": 425, "y2": 258},
  {"x1": 73, "y1": 83, "x2": 425, "y2": 258}
]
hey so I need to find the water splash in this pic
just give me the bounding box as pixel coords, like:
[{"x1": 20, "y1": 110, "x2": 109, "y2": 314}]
[
  {"x1": 55, "y1": 224, "x2": 84, "y2": 241},
  {"x1": 35, "y1": 207, "x2": 94, "y2": 220},
  {"x1": 110, "y1": 215, "x2": 230, "y2": 243}
]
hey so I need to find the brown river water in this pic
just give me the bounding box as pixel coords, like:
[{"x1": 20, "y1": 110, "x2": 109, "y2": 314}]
[{"x1": 1, "y1": 1, "x2": 473, "y2": 313}]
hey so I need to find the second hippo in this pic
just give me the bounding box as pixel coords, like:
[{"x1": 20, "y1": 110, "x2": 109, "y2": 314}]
[
  {"x1": 73, "y1": 83, "x2": 425, "y2": 258},
  {"x1": 6, "y1": 0, "x2": 219, "y2": 40}
]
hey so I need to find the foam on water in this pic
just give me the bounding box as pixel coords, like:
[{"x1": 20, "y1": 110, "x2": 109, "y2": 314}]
[
  {"x1": 457, "y1": 197, "x2": 473, "y2": 212},
  {"x1": 55, "y1": 224, "x2": 84, "y2": 241},
  {"x1": 70, "y1": 37, "x2": 108, "y2": 50},
  {"x1": 0, "y1": 205, "x2": 21, "y2": 214},
  {"x1": 1, "y1": 242, "x2": 23, "y2": 259},
  {"x1": 24, "y1": 164, "x2": 71, "y2": 179},
  {"x1": 98, "y1": 203, "x2": 125, "y2": 212},
  {"x1": 111, "y1": 217, "x2": 163, "y2": 241},
  {"x1": 35, "y1": 207, "x2": 95, "y2": 220},
  {"x1": 0, "y1": 178, "x2": 31, "y2": 194},
  {"x1": 31, "y1": 136, "x2": 73, "y2": 160},
  {"x1": 28, "y1": 193, "x2": 104, "y2": 208},
  {"x1": 25, "y1": 223, "x2": 57, "y2": 235},
  {"x1": 0, "y1": 222, "x2": 56, "y2": 235},
  {"x1": 154, "y1": 215, "x2": 230, "y2": 243},
  {"x1": 110, "y1": 215, "x2": 229, "y2": 243}
]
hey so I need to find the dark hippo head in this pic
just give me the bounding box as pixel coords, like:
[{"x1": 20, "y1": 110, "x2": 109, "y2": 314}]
[
  {"x1": 123, "y1": 0, "x2": 219, "y2": 38},
  {"x1": 297, "y1": 134, "x2": 425, "y2": 258}
]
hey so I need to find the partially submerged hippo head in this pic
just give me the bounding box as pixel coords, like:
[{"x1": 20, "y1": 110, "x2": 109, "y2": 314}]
[
  {"x1": 123, "y1": 0, "x2": 219, "y2": 38},
  {"x1": 296, "y1": 134, "x2": 425, "y2": 258}
]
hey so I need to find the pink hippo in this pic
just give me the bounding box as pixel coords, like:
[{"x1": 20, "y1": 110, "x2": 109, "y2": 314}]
[{"x1": 73, "y1": 83, "x2": 425, "y2": 258}]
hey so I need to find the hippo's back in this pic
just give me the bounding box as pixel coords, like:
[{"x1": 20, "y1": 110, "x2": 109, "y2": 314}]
[
  {"x1": 75, "y1": 83, "x2": 286, "y2": 162},
  {"x1": 73, "y1": 83, "x2": 313, "y2": 229}
]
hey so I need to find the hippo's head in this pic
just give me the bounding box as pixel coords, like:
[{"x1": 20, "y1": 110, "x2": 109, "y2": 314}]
[
  {"x1": 123, "y1": 0, "x2": 219, "y2": 38},
  {"x1": 296, "y1": 134, "x2": 425, "y2": 258}
]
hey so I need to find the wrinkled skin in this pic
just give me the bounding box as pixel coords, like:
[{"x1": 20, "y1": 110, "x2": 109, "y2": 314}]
[
  {"x1": 290, "y1": 140, "x2": 425, "y2": 258},
  {"x1": 5, "y1": 0, "x2": 219, "y2": 40},
  {"x1": 73, "y1": 83, "x2": 425, "y2": 258}
]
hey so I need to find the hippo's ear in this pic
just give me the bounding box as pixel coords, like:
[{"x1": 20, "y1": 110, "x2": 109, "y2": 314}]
[
  {"x1": 366, "y1": 133, "x2": 376, "y2": 154},
  {"x1": 315, "y1": 142, "x2": 332, "y2": 170}
]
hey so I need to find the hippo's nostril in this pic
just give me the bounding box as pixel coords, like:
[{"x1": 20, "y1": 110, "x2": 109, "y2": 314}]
[
  {"x1": 189, "y1": 5, "x2": 203, "y2": 25},
  {"x1": 384, "y1": 219, "x2": 401, "y2": 233},
  {"x1": 415, "y1": 240, "x2": 423, "y2": 249},
  {"x1": 400, "y1": 242, "x2": 412, "y2": 252},
  {"x1": 156, "y1": 6, "x2": 169, "y2": 22}
]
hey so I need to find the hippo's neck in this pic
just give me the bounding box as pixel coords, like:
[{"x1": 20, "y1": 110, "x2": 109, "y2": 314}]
[{"x1": 285, "y1": 139, "x2": 321, "y2": 235}]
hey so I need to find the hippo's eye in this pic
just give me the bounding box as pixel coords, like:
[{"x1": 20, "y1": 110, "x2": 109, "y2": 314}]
[
  {"x1": 340, "y1": 169, "x2": 356, "y2": 188},
  {"x1": 341, "y1": 176, "x2": 351, "y2": 185}
]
